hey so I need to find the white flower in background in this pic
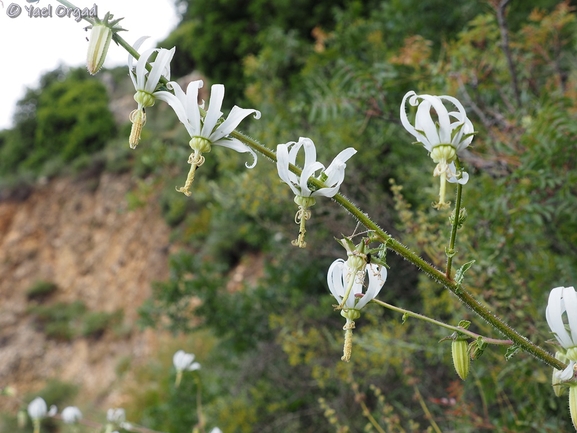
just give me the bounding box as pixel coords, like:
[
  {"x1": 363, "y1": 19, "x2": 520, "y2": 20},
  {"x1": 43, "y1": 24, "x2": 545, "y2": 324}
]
[
  {"x1": 128, "y1": 36, "x2": 176, "y2": 149},
  {"x1": 107, "y1": 408, "x2": 126, "y2": 424},
  {"x1": 210, "y1": 428, "x2": 223, "y2": 433},
  {"x1": 61, "y1": 406, "x2": 82, "y2": 424},
  {"x1": 546, "y1": 286, "x2": 577, "y2": 382},
  {"x1": 276, "y1": 137, "x2": 356, "y2": 248},
  {"x1": 173, "y1": 350, "x2": 201, "y2": 371},
  {"x1": 28, "y1": 397, "x2": 48, "y2": 433},
  {"x1": 400, "y1": 91, "x2": 474, "y2": 209},
  {"x1": 173, "y1": 350, "x2": 201, "y2": 387},
  {"x1": 27, "y1": 397, "x2": 47, "y2": 420},
  {"x1": 327, "y1": 257, "x2": 387, "y2": 362},
  {"x1": 155, "y1": 80, "x2": 261, "y2": 196}
]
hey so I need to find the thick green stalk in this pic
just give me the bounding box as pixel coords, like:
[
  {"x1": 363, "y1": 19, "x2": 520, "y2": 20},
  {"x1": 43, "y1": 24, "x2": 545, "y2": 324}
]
[{"x1": 445, "y1": 182, "x2": 463, "y2": 278}]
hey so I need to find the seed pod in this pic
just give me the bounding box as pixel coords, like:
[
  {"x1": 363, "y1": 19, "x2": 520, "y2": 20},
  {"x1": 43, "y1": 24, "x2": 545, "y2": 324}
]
[{"x1": 452, "y1": 339, "x2": 470, "y2": 380}]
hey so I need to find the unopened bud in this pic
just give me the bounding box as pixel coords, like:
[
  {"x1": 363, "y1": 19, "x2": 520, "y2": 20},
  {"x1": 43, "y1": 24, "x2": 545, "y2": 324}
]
[
  {"x1": 452, "y1": 339, "x2": 470, "y2": 380},
  {"x1": 86, "y1": 23, "x2": 112, "y2": 75},
  {"x1": 85, "y1": 12, "x2": 125, "y2": 75}
]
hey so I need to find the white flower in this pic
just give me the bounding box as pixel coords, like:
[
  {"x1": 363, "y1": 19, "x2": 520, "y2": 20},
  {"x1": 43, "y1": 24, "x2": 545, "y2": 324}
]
[
  {"x1": 327, "y1": 257, "x2": 386, "y2": 362},
  {"x1": 327, "y1": 258, "x2": 387, "y2": 311},
  {"x1": 27, "y1": 397, "x2": 47, "y2": 420},
  {"x1": 546, "y1": 286, "x2": 577, "y2": 381},
  {"x1": 276, "y1": 137, "x2": 356, "y2": 248},
  {"x1": 276, "y1": 137, "x2": 356, "y2": 199},
  {"x1": 400, "y1": 91, "x2": 474, "y2": 208},
  {"x1": 400, "y1": 91, "x2": 474, "y2": 153},
  {"x1": 173, "y1": 350, "x2": 201, "y2": 372},
  {"x1": 128, "y1": 36, "x2": 175, "y2": 149},
  {"x1": 107, "y1": 408, "x2": 126, "y2": 424},
  {"x1": 155, "y1": 80, "x2": 261, "y2": 196},
  {"x1": 61, "y1": 406, "x2": 82, "y2": 424},
  {"x1": 210, "y1": 428, "x2": 223, "y2": 433}
]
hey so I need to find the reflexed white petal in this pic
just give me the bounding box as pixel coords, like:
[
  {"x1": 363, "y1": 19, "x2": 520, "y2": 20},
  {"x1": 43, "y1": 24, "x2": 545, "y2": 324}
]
[
  {"x1": 144, "y1": 47, "x2": 175, "y2": 93},
  {"x1": 327, "y1": 259, "x2": 347, "y2": 301},
  {"x1": 354, "y1": 264, "x2": 386, "y2": 310},
  {"x1": 134, "y1": 47, "x2": 157, "y2": 89},
  {"x1": 276, "y1": 144, "x2": 301, "y2": 197},
  {"x1": 211, "y1": 106, "x2": 261, "y2": 142},
  {"x1": 299, "y1": 161, "x2": 325, "y2": 197},
  {"x1": 547, "y1": 287, "x2": 574, "y2": 348},
  {"x1": 400, "y1": 91, "x2": 419, "y2": 139},
  {"x1": 128, "y1": 36, "x2": 150, "y2": 87},
  {"x1": 202, "y1": 84, "x2": 225, "y2": 137},
  {"x1": 155, "y1": 81, "x2": 204, "y2": 138},
  {"x1": 301, "y1": 137, "x2": 318, "y2": 170},
  {"x1": 323, "y1": 147, "x2": 356, "y2": 186}
]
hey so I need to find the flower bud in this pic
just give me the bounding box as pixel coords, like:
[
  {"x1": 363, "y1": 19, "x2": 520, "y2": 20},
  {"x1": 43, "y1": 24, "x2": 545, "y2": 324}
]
[
  {"x1": 452, "y1": 339, "x2": 470, "y2": 380},
  {"x1": 86, "y1": 23, "x2": 112, "y2": 75},
  {"x1": 85, "y1": 12, "x2": 125, "y2": 75}
]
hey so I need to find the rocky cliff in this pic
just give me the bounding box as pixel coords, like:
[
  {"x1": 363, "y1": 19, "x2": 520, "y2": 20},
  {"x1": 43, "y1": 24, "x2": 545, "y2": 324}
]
[{"x1": 0, "y1": 171, "x2": 172, "y2": 410}]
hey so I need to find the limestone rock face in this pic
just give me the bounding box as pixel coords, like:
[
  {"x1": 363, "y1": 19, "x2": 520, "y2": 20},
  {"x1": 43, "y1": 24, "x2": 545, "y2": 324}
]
[{"x1": 0, "y1": 173, "x2": 171, "y2": 408}]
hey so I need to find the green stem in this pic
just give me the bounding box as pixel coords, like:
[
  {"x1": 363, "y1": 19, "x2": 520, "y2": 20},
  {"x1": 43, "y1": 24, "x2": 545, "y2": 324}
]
[
  {"x1": 371, "y1": 299, "x2": 512, "y2": 345},
  {"x1": 446, "y1": 158, "x2": 465, "y2": 278},
  {"x1": 446, "y1": 182, "x2": 463, "y2": 278}
]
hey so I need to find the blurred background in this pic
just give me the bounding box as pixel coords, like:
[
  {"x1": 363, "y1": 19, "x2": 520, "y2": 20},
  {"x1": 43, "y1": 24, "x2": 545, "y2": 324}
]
[{"x1": 1, "y1": 0, "x2": 577, "y2": 431}]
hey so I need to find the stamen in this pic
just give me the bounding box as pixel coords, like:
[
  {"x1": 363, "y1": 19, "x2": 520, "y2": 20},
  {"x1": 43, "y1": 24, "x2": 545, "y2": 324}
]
[
  {"x1": 291, "y1": 205, "x2": 311, "y2": 248},
  {"x1": 176, "y1": 152, "x2": 206, "y2": 197},
  {"x1": 129, "y1": 108, "x2": 147, "y2": 149},
  {"x1": 341, "y1": 318, "x2": 355, "y2": 362}
]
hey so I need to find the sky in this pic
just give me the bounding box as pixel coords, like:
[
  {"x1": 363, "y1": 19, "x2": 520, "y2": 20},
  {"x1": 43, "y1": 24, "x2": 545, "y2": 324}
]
[{"x1": 0, "y1": 0, "x2": 180, "y2": 130}]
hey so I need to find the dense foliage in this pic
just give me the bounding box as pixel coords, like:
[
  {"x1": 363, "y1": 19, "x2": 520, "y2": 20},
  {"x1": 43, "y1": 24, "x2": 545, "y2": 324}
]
[{"x1": 2, "y1": 0, "x2": 577, "y2": 432}]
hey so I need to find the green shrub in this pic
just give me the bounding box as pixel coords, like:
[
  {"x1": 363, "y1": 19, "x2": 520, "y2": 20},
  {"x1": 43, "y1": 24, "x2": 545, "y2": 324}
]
[{"x1": 25, "y1": 280, "x2": 58, "y2": 302}]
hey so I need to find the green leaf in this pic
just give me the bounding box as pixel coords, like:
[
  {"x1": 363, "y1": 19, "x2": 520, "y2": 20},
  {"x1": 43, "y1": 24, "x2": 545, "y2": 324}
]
[{"x1": 455, "y1": 260, "x2": 475, "y2": 285}]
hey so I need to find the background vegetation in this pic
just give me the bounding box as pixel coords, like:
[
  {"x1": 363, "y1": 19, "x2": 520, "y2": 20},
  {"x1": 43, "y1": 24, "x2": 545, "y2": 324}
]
[{"x1": 2, "y1": 0, "x2": 577, "y2": 431}]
